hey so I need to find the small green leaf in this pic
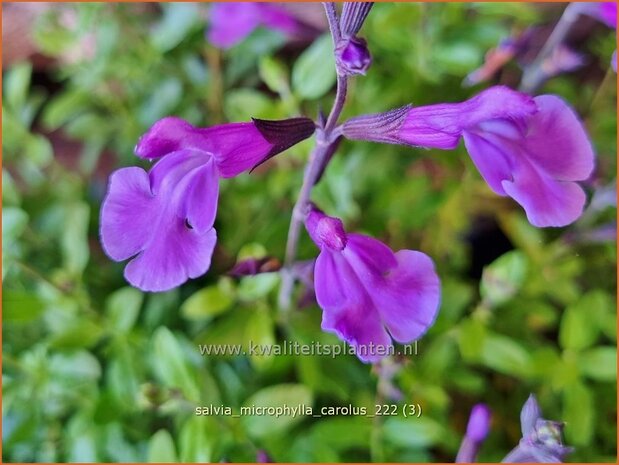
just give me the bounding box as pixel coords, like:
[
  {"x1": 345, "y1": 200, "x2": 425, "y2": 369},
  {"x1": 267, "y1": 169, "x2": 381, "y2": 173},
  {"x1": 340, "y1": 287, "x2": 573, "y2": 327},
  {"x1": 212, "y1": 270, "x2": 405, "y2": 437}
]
[
  {"x1": 242, "y1": 384, "x2": 313, "y2": 439},
  {"x1": 292, "y1": 34, "x2": 336, "y2": 100},
  {"x1": 563, "y1": 382, "x2": 594, "y2": 446},
  {"x1": 152, "y1": 328, "x2": 200, "y2": 401},
  {"x1": 106, "y1": 287, "x2": 143, "y2": 332},
  {"x1": 61, "y1": 202, "x2": 90, "y2": 275},
  {"x1": 579, "y1": 347, "x2": 617, "y2": 381},
  {"x1": 151, "y1": 3, "x2": 201, "y2": 52},
  {"x1": 147, "y1": 430, "x2": 178, "y2": 463},
  {"x1": 260, "y1": 56, "x2": 290, "y2": 95},
  {"x1": 178, "y1": 417, "x2": 213, "y2": 462},
  {"x1": 480, "y1": 334, "x2": 531, "y2": 377},
  {"x1": 559, "y1": 292, "x2": 604, "y2": 351},
  {"x1": 245, "y1": 309, "x2": 275, "y2": 368},
  {"x1": 480, "y1": 250, "x2": 528, "y2": 307},
  {"x1": 4, "y1": 62, "x2": 32, "y2": 112},
  {"x1": 383, "y1": 417, "x2": 443, "y2": 448},
  {"x1": 237, "y1": 273, "x2": 279, "y2": 301},
  {"x1": 458, "y1": 318, "x2": 486, "y2": 361},
  {"x1": 181, "y1": 280, "x2": 234, "y2": 321},
  {"x1": 3, "y1": 291, "x2": 44, "y2": 323}
]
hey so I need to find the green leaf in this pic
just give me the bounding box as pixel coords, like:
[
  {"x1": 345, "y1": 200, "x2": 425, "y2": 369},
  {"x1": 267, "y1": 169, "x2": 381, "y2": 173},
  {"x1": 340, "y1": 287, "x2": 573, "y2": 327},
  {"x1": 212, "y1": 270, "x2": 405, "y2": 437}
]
[
  {"x1": 480, "y1": 334, "x2": 531, "y2": 377},
  {"x1": 4, "y1": 62, "x2": 32, "y2": 112},
  {"x1": 259, "y1": 56, "x2": 290, "y2": 95},
  {"x1": 3, "y1": 291, "x2": 44, "y2": 323},
  {"x1": 457, "y1": 318, "x2": 486, "y2": 361},
  {"x1": 579, "y1": 347, "x2": 617, "y2": 381},
  {"x1": 152, "y1": 327, "x2": 200, "y2": 401},
  {"x1": 480, "y1": 250, "x2": 528, "y2": 307},
  {"x1": 106, "y1": 287, "x2": 144, "y2": 332},
  {"x1": 383, "y1": 417, "x2": 443, "y2": 448},
  {"x1": 242, "y1": 384, "x2": 313, "y2": 439},
  {"x1": 563, "y1": 382, "x2": 594, "y2": 446},
  {"x1": 181, "y1": 280, "x2": 234, "y2": 321},
  {"x1": 310, "y1": 417, "x2": 372, "y2": 451},
  {"x1": 151, "y1": 3, "x2": 201, "y2": 52},
  {"x1": 292, "y1": 34, "x2": 336, "y2": 100},
  {"x1": 61, "y1": 202, "x2": 90, "y2": 275},
  {"x1": 237, "y1": 273, "x2": 279, "y2": 301},
  {"x1": 147, "y1": 430, "x2": 178, "y2": 463},
  {"x1": 178, "y1": 416, "x2": 213, "y2": 462},
  {"x1": 559, "y1": 292, "x2": 604, "y2": 351},
  {"x1": 245, "y1": 309, "x2": 275, "y2": 369},
  {"x1": 49, "y1": 351, "x2": 101, "y2": 381}
]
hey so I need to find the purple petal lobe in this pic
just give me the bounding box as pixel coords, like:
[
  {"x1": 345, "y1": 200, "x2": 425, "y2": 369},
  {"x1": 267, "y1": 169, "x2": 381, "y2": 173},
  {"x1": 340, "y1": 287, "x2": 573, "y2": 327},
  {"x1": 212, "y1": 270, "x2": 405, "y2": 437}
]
[
  {"x1": 462, "y1": 131, "x2": 513, "y2": 195},
  {"x1": 520, "y1": 394, "x2": 542, "y2": 437},
  {"x1": 306, "y1": 208, "x2": 348, "y2": 251},
  {"x1": 501, "y1": 157, "x2": 587, "y2": 227},
  {"x1": 100, "y1": 167, "x2": 156, "y2": 261},
  {"x1": 314, "y1": 250, "x2": 364, "y2": 309},
  {"x1": 372, "y1": 250, "x2": 441, "y2": 343},
  {"x1": 525, "y1": 95, "x2": 594, "y2": 181},
  {"x1": 343, "y1": 233, "x2": 398, "y2": 279},
  {"x1": 321, "y1": 297, "x2": 393, "y2": 364},
  {"x1": 125, "y1": 226, "x2": 217, "y2": 292},
  {"x1": 135, "y1": 117, "x2": 201, "y2": 159},
  {"x1": 207, "y1": 3, "x2": 262, "y2": 49}
]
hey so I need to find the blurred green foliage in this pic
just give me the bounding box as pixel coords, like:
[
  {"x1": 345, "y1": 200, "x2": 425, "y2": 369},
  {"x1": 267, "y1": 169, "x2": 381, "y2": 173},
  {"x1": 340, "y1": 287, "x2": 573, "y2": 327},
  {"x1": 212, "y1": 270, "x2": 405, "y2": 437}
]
[{"x1": 2, "y1": 2, "x2": 616, "y2": 463}]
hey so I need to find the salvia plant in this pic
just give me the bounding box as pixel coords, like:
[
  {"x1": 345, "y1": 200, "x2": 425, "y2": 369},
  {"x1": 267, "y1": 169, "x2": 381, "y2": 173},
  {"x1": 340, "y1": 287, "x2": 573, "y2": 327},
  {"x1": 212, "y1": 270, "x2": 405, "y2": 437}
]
[
  {"x1": 4, "y1": 1, "x2": 616, "y2": 462},
  {"x1": 100, "y1": 2, "x2": 594, "y2": 365}
]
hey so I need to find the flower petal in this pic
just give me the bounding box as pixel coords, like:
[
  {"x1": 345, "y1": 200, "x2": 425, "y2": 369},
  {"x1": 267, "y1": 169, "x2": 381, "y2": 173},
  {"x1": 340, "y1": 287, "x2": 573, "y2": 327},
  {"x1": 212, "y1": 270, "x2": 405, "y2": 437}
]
[
  {"x1": 207, "y1": 3, "x2": 262, "y2": 49},
  {"x1": 100, "y1": 167, "x2": 156, "y2": 261},
  {"x1": 179, "y1": 159, "x2": 220, "y2": 234},
  {"x1": 525, "y1": 95, "x2": 595, "y2": 182},
  {"x1": 321, "y1": 298, "x2": 393, "y2": 364},
  {"x1": 373, "y1": 250, "x2": 441, "y2": 343},
  {"x1": 343, "y1": 233, "x2": 398, "y2": 280},
  {"x1": 463, "y1": 130, "x2": 513, "y2": 195},
  {"x1": 501, "y1": 156, "x2": 587, "y2": 227},
  {"x1": 314, "y1": 250, "x2": 364, "y2": 309},
  {"x1": 135, "y1": 117, "x2": 205, "y2": 159},
  {"x1": 124, "y1": 224, "x2": 217, "y2": 292}
]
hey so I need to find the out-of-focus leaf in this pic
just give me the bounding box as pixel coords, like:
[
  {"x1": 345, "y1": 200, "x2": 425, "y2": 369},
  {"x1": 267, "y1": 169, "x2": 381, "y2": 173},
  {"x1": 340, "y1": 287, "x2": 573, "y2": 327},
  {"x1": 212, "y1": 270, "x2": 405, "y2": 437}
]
[
  {"x1": 245, "y1": 309, "x2": 275, "y2": 368},
  {"x1": 147, "y1": 429, "x2": 178, "y2": 463},
  {"x1": 3, "y1": 291, "x2": 44, "y2": 323},
  {"x1": 242, "y1": 384, "x2": 313, "y2": 439},
  {"x1": 563, "y1": 382, "x2": 594, "y2": 446},
  {"x1": 152, "y1": 327, "x2": 200, "y2": 402},
  {"x1": 480, "y1": 334, "x2": 531, "y2": 377},
  {"x1": 106, "y1": 287, "x2": 143, "y2": 332},
  {"x1": 237, "y1": 273, "x2": 279, "y2": 301},
  {"x1": 178, "y1": 416, "x2": 213, "y2": 462},
  {"x1": 292, "y1": 34, "x2": 336, "y2": 100},
  {"x1": 151, "y1": 3, "x2": 201, "y2": 52},
  {"x1": 559, "y1": 292, "x2": 605, "y2": 351},
  {"x1": 181, "y1": 279, "x2": 234, "y2": 321},
  {"x1": 458, "y1": 317, "x2": 486, "y2": 361},
  {"x1": 4, "y1": 62, "x2": 32, "y2": 112},
  {"x1": 480, "y1": 250, "x2": 528, "y2": 307},
  {"x1": 61, "y1": 202, "x2": 90, "y2": 275},
  {"x1": 579, "y1": 347, "x2": 617, "y2": 381},
  {"x1": 260, "y1": 56, "x2": 289, "y2": 95},
  {"x1": 383, "y1": 417, "x2": 443, "y2": 448}
]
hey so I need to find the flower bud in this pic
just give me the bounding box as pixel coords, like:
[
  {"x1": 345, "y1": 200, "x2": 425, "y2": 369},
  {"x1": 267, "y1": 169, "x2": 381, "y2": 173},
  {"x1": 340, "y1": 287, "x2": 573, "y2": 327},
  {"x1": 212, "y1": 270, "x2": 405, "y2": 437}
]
[{"x1": 335, "y1": 36, "x2": 372, "y2": 76}]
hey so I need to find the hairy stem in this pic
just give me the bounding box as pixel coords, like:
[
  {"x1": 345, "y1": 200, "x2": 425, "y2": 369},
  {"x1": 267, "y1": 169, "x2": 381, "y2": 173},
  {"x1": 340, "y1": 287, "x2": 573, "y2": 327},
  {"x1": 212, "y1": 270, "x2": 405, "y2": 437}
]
[
  {"x1": 278, "y1": 2, "x2": 348, "y2": 310},
  {"x1": 519, "y1": 3, "x2": 581, "y2": 93}
]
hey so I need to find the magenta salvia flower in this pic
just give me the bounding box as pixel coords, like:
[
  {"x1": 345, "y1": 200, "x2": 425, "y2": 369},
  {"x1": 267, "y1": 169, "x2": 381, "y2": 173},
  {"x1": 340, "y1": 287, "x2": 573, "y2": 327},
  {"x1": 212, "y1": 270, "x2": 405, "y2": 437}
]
[
  {"x1": 207, "y1": 2, "x2": 305, "y2": 49},
  {"x1": 305, "y1": 206, "x2": 440, "y2": 363},
  {"x1": 502, "y1": 394, "x2": 573, "y2": 463},
  {"x1": 343, "y1": 86, "x2": 595, "y2": 228},
  {"x1": 456, "y1": 403, "x2": 492, "y2": 462},
  {"x1": 100, "y1": 116, "x2": 314, "y2": 292}
]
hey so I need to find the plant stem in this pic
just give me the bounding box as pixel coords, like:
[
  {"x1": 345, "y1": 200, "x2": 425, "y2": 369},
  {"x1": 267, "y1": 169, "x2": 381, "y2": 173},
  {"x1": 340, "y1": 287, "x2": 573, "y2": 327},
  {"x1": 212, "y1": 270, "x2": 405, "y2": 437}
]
[
  {"x1": 278, "y1": 2, "x2": 348, "y2": 310},
  {"x1": 519, "y1": 3, "x2": 581, "y2": 93}
]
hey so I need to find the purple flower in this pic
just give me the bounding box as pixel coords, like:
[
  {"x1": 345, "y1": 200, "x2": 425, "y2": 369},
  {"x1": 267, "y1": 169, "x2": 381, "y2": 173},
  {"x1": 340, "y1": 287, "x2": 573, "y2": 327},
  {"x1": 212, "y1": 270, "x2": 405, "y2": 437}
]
[
  {"x1": 100, "y1": 116, "x2": 314, "y2": 292},
  {"x1": 305, "y1": 207, "x2": 440, "y2": 363},
  {"x1": 582, "y1": 2, "x2": 618, "y2": 29},
  {"x1": 502, "y1": 394, "x2": 573, "y2": 463},
  {"x1": 334, "y1": 2, "x2": 374, "y2": 76},
  {"x1": 343, "y1": 86, "x2": 595, "y2": 228},
  {"x1": 207, "y1": 2, "x2": 305, "y2": 49},
  {"x1": 456, "y1": 403, "x2": 492, "y2": 462}
]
